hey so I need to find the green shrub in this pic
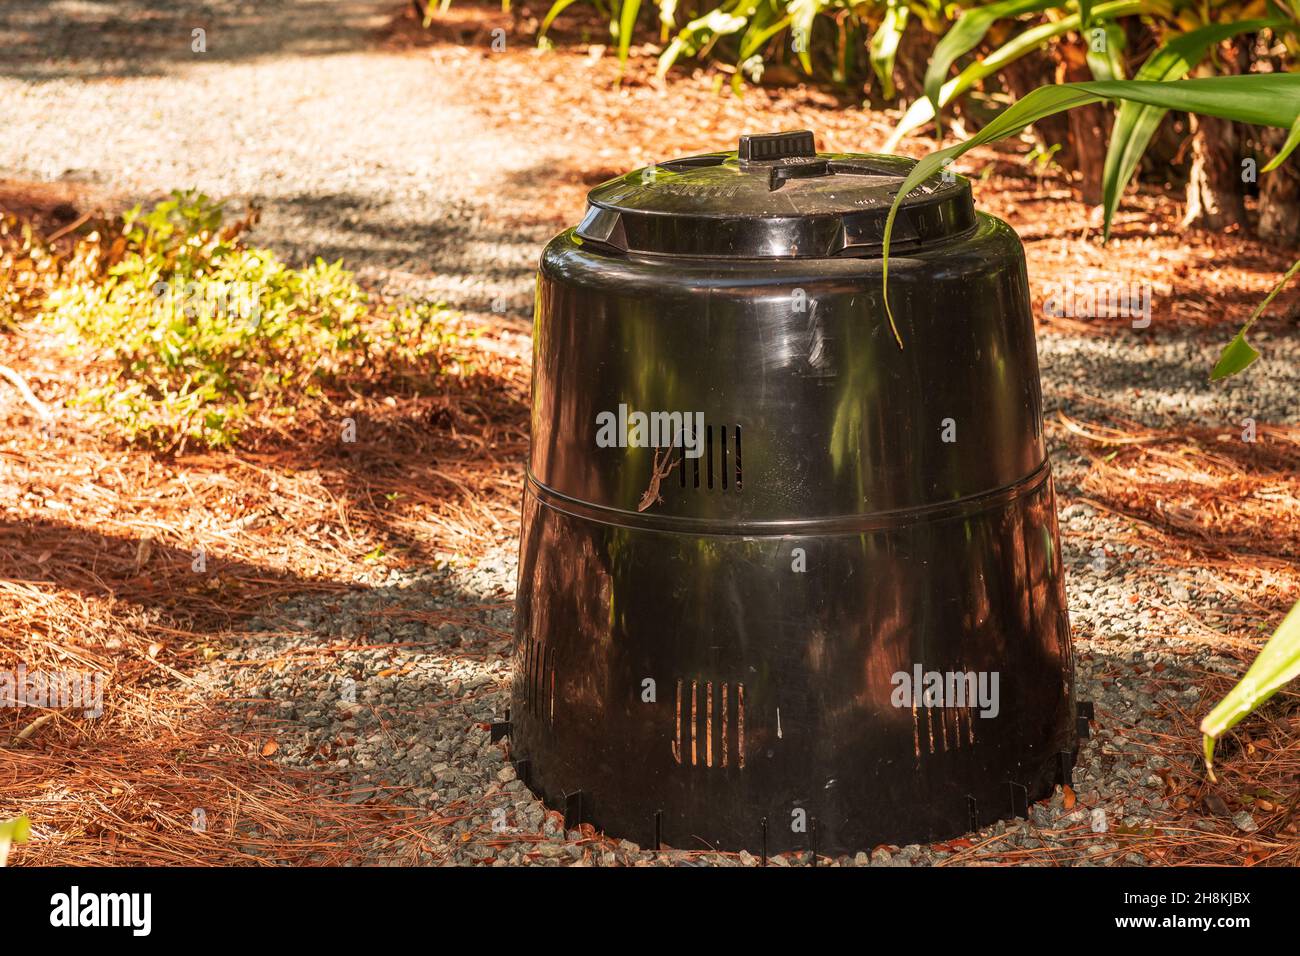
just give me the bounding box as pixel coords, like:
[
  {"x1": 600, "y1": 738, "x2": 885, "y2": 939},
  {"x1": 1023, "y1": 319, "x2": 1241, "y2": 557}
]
[{"x1": 40, "y1": 191, "x2": 456, "y2": 449}]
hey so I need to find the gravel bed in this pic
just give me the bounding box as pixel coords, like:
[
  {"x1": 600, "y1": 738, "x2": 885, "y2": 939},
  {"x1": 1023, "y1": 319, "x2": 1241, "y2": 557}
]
[
  {"x1": 199, "y1": 490, "x2": 1256, "y2": 867},
  {"x1": 199, "y1": 495, "x2": 1260, "y2": 867},
  {"x1": 1041, "y1": 326, "x2": 1300, "y2": 428}
]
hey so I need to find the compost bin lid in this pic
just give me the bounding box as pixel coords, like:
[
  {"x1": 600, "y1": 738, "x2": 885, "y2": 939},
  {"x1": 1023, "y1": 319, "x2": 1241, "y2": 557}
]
[{"x1": 576, "y1": 130, "x2": 977, "y2": 259}]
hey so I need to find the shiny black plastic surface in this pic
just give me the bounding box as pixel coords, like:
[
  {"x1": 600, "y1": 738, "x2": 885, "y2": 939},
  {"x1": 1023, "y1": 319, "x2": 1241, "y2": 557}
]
[
  {"x1": 577, "y1": 145, "x2": 976, "y2": 259},
  {"x1": 510, "y1": 138, "x2": 1075, "y2": 854}
]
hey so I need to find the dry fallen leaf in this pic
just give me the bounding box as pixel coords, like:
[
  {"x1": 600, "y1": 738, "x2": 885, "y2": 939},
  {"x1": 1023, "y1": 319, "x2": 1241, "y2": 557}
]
[
  {"x1": 134, "y1": 536, "x2": 153, "y2": 571},
  {"x1": 1204, "y1": 792, "x2": 1231, "y2": 817}
]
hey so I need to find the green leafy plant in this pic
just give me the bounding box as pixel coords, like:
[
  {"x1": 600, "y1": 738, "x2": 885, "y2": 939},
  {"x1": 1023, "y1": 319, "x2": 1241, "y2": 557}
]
[
  {"x1": 39, "y1": 191, "x2": 457, "y2": 449},
  {"x1": 882, "y1": 74, "x2": 1300, "y2": 349},
  {"x1": 527, "y1": 0, "x2": 949, "y2": 90},
  {"x1": 870, "y1": 0, "x2": 912, "y2": 96},
  {"x1": 886, "y1": 0, "x2": 1147, "y2": 149},
  {"x1": 1099, "y1": 17, "x2": 1291, "y2": 239},
  {"x1": 886, "y1": 1, "x2": 1298, "y2": 242}
]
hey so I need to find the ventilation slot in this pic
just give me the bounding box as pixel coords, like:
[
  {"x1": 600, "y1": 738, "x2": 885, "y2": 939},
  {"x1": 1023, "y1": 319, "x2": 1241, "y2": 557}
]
[
  {"x1": 672, "y1": 678, "x2": 745, "y2": 769},
  {"x1": 522, "y1": 637, "x2": 556, "y2": 727},
  {"x1": 673, "y1": 423, "x2": 743, "y2": 493},
  {"x1": 910, "y1": 696, "x2": 976, "y2": 760},
  {"x1": 706, "y1": 426, "x2": 714, "y2": 489},
  {"x1": 734, "y1": 425, "x2": 743, "y2": 489}
]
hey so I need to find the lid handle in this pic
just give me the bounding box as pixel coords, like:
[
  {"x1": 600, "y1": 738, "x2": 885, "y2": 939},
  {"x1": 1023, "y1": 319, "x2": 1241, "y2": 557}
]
[{"x1": 738, "y1": 130, "x2": 816, "y2": 163}]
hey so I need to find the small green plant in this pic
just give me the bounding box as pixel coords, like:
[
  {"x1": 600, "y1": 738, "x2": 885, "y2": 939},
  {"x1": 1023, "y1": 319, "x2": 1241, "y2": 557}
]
[
  {"x1": 1023, "y1": 139, "x2": 1063, "y2": 185},
  {"x1": 40, "y1": 191, "x2": 456, "y2": 449},
  {"x1": 0, "y1": 815, "x2": 30, "y2": 867}
]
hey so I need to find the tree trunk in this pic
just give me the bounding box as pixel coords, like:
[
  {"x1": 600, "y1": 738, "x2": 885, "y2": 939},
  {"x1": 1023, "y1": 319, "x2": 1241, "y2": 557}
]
[
  {"x1": 1258, "y1": 125, "x2": 1300, "y2": 243},
  {"x1": 1181, "y1": 113, "x2": 1246, "y2": 230},
  {"x1": 1056, "y1": 39, "x2": 1109, "y2": 206}
]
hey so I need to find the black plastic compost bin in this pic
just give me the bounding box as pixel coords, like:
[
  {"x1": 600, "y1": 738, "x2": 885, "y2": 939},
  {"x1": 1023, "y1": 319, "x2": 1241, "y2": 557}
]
[{"x1": 505, "y1": 130, "x2": 1078, "y2": 856}]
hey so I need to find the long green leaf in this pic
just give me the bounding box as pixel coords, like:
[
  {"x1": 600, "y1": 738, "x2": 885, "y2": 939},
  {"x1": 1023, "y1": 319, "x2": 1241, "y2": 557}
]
[
  {"x1": 1202, "y1": 600, "x2": 1300, "y2": 781},
  {"x1": 738, "y1": 0, "x2": 788, "y2": 61},
  {"x1": 921, "y1": 0, "x2": 1060, "y2": 136},
  {"x1": 617, "y1": 0, "x2": 642, "y2": 69},
  {"x1": 869, "y1": 1, "x2": 911, "y2": 101},
  {"x1": 887, "y1": 0, "x2": 1144, "y2": 150},
  {"x1": 657, "y1": 3, "x2": 752, "y2": 78},
  {"x1": 882, "y1": 75, "x2": 1300, "y2": 346},
  {"x1": 1084, "y1": 21, "x2": 1126, "y2": 81},
  {"x1": 739, "y1": 16, "x2": 792, "y2": 60},
  {"x1": 788, "y1": 0, "x2": 830, "y2": 75},
  {"x1": 1264, "y1": 113, "x2": 1300, "y2": 171},
  {"x1": 1101, "y1": 18, "x2": 1286, "y2": 239},
  {"x1": 539, "y1": 0, "x2": 582, "y2": 38}
]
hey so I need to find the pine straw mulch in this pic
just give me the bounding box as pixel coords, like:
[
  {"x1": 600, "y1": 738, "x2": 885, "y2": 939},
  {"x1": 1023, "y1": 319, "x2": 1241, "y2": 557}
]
[
  {"x1": 1046, "y1": 414, "x2": 1300, "y2": 866},
  {"x1": 0, "y1": 186, "x2": 529, "y2": 865},
  {"x1": 1063, "y1": 415, "x2": 1300, "y2": 617}
]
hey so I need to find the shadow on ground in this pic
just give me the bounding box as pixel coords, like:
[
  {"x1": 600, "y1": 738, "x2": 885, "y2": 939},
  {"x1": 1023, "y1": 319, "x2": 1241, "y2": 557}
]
[{"x1": 0, "y1": 0, "x2": 402, "y2": 81}]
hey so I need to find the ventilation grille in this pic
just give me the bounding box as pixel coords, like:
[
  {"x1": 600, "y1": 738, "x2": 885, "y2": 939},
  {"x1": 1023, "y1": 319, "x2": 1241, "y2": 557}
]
[
  {"x1": 670, "y1": 424, "x2": 743, "y2": 492},
  {"x1": 672, "y1": 679, "x2": 745, "y2": 769},
  {"x1": 522, "y1": 637, "x2": 555, "y2": 727},
  {"x1": 912, "y1": 701, "x2": 976, "y2": 760}
]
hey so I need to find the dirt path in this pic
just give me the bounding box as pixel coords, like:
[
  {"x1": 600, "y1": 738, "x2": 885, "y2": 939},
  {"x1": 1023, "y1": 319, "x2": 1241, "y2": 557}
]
[
  {"x1": 3, "y1": 0, "x2": 1298, "y2": 865},
  {"x1": 0, "y1": 0, "x2": 559, "y2": 325}
]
